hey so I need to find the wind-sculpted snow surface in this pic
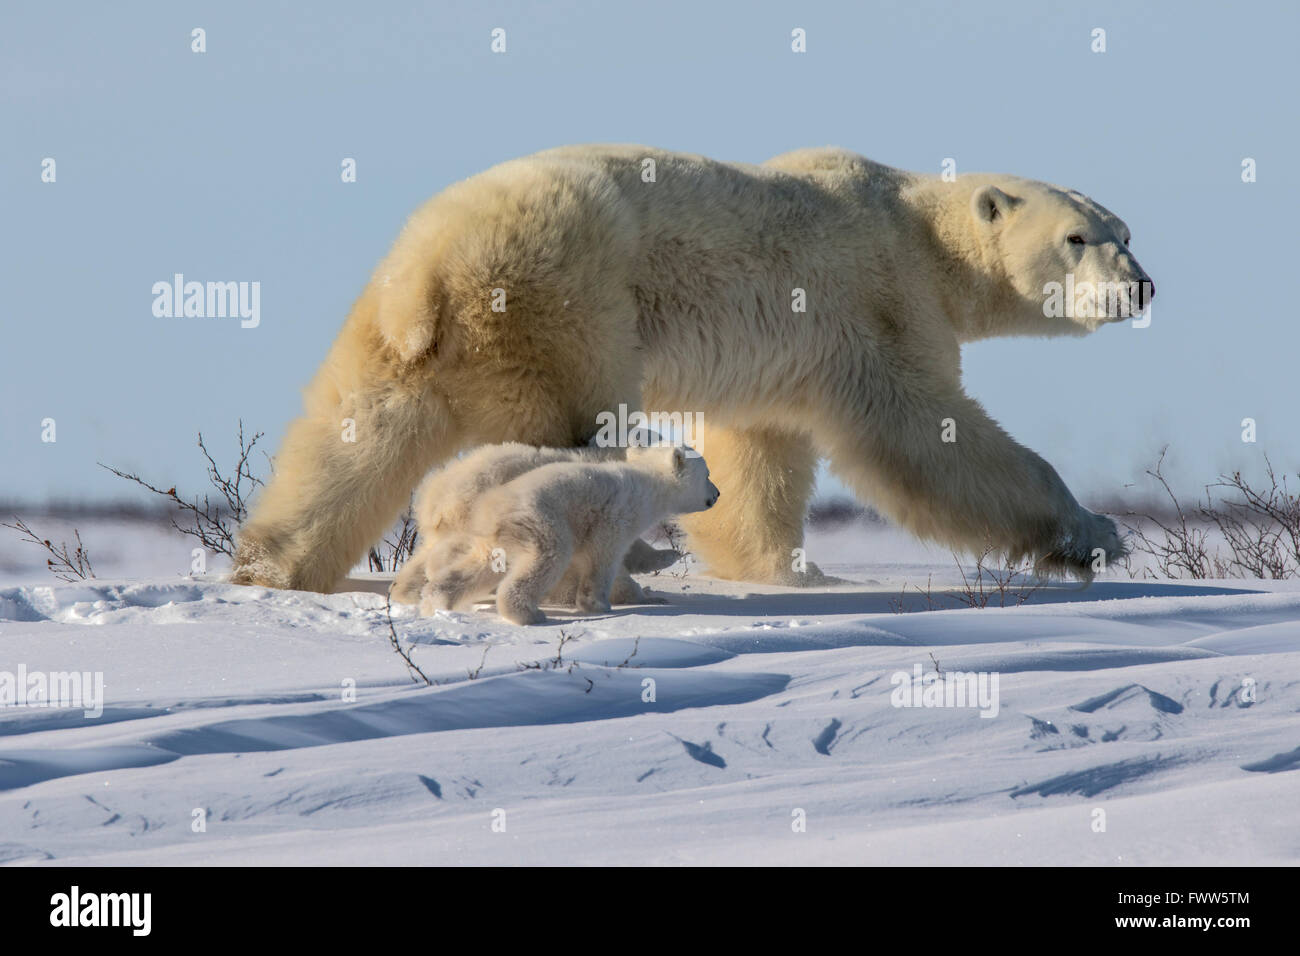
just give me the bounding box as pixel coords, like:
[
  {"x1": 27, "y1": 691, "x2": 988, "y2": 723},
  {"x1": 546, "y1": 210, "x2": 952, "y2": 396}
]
[{"x1": 1, "y1": 526, "x2": 1298, "y2": 865}]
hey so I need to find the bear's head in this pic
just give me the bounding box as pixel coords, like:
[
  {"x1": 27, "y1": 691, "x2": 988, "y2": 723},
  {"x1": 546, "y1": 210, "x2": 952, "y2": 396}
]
[
  {"x1": 627, "y1": 444, "x2": 720, "y2": 514},
  {"x1": 968, "y1": 177, "x2": 1154, "y2": 335}
]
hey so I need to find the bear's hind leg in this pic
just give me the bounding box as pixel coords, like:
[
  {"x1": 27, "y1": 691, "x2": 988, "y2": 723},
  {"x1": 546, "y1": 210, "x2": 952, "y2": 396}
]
[{"x1": 232, "y1": 286, "x2": 463, "y2": 594}]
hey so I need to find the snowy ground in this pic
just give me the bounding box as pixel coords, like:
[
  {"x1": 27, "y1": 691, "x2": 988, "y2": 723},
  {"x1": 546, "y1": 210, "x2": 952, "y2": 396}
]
[{"x1": 1, "y1": 514, "x2": 1297, "y2": 865}]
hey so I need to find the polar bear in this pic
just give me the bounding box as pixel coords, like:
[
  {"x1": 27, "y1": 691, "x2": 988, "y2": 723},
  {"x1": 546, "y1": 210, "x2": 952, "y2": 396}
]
[
  {"x1": 230, "y1": 145, "x2": 1154, "y2": 593},
  {"x1": 390, "y1": 441, "x2": 679, "y2": 606},
  {"x1": 418, "y1": 444, "x2": 719, "y2": 625}
]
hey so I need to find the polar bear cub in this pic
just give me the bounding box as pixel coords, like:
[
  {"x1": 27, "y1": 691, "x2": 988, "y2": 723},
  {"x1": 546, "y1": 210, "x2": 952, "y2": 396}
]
[
  {"x1": 391, "y1": 442, "x2": 678, "y2": 606},
  {"x1": 418, "y1": 444, "x2": 719, "y2": 625}
]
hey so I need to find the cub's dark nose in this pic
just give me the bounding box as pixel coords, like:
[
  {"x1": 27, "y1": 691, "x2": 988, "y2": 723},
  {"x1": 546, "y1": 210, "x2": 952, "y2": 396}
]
[{"x1": 1137, "y1": 278, "x2": 1155, "y2": 310}]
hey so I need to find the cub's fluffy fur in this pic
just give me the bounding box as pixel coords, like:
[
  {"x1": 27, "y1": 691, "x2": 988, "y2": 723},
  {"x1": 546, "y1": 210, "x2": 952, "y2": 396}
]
[
  {"x1": 391, "y1": 442, "x2": 679, "y2": 606},
  {"x1": 417, "y1": 445, "x2": 718, "y2": 625}
]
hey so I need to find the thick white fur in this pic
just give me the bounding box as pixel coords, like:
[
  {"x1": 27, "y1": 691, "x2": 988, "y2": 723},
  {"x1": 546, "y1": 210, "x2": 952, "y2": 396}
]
[
  {"x1": 420, "y1": 445, "x2": 718, "y2": 625},
  {"x1": 390, "y1": 442, "x2": 677, "y2": 606},
  {"x1": 231, "y1": 145, "x2": 1153, "y2": 592}
]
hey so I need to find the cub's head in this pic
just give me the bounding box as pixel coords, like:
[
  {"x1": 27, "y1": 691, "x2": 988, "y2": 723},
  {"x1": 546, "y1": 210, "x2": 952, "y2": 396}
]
[
  {"x1": 968, "y1": 177, "x2": 1154, "y2": 335},
  {"x1": 627, "y1": 444, "x2": 720, "y2": 514}
]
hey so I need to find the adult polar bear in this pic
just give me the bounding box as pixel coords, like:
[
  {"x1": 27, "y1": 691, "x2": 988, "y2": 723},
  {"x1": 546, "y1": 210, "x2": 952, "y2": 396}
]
[{"x1": 231, "y1": 145, "x2": 1153, "y2": 593}]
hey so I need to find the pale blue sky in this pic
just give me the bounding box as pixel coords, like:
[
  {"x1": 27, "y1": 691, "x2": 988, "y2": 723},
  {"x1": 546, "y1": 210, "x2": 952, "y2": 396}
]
[{"x1": 2, "y1": 0, "x2": 1295, "y2": 508}]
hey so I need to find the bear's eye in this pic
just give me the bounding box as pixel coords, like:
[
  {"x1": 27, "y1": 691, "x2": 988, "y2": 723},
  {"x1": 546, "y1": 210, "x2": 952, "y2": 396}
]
[{"x1": 1067, "y1": 234, "x2": 1086, "y2": 245}]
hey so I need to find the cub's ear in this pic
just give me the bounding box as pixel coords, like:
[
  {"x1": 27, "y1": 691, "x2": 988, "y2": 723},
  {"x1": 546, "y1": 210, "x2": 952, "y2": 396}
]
[
  {"x1": 671, "y1": 446, "x2": 687, "y2": 475},
  {"x1": 970, "y1": 185, "x2": 1019, "y2": 226}
]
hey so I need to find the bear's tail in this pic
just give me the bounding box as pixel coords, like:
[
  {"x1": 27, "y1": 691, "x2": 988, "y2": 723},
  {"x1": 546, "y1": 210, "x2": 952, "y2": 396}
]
[{"x1": 374, "y1": 237, "x2": 444, "y2": 364}]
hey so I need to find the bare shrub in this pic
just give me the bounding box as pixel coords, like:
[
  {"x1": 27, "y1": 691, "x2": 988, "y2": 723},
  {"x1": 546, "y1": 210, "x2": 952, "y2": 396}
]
[
  {"x1": 648, "y1": 521, "x2": 692, "y2": 578},
  {"x1": 950, "y1": 545, "x2": 1043, "y2": 609},
  {"x1": 1, "y1": 518, "x2": 95, "y2": 581},
  {"x1": 1119, "y1": 448, "x2": 1300, "y2": 580},
  {"x1": 891, "y1": 547, "x2": 1042, "y2": 613},
  {"x1": 1201, "y1": 457, "x2": 1300, "y2": 578},
  {"x1": 515, "y1": 629, "x2": 604, "y2": 693},
  {"x1": 1118, "y1": 449, "x2": 1216, "y2": 579},
  {"x1": 615, "y1": 635, "x2": 641, "y2": 669},
  {"x1": 383, "y1": 591, "x2": 435, "y2": 686},
  {"x1": 517, "y1": 629, "x2": 582, "y2": 673},
  {"x1": 368, "y1": 506, "x2": 418, "y2": 572},
  {"x1": 467, "y1": 644, "x2": 491, "y2": 680},
  {"x1": 99, "y1": 420, "x2": 266, "y2": 557},
  {"x1": 890, "y1": 573, "x2": 939, "y2": 613}
]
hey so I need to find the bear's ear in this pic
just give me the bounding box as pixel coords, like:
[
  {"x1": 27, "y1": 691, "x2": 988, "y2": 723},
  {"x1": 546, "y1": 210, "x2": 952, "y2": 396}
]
[
  {"x1": 970, "y1": 185, "x2": 1018, "y2": 226},
  {"x1": 671, "y1": 446, "x2": 687, "y2": 476}
]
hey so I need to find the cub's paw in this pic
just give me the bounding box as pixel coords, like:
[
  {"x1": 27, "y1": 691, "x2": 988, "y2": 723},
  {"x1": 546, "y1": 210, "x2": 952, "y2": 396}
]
[
  {"x1": 500, "y1": 604, "x2": 547, "y2": 626},
  {"x1": 418, "y1": 588, "x2": 455, "y2": 616},
  {"x1": 609, "y1": 572, "x2": 667, "y2": 605},
  {"x1": 547, "y1": 578, "x2": 578, "y2": 605},
  {"x1": 391, "y1": 558, "x2": 429, "y2": 606},
  {"x1": 576, "y1": 597, "x2": 613, "y2": 615},
  {"x1": 622, "y1": 539, "x2": 683, "y2": 574}
]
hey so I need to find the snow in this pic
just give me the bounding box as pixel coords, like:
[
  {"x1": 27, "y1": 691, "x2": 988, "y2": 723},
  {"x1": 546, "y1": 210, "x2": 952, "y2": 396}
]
[{"x1": 1, "y1": 516, "x2": 1297, "y2": 865}]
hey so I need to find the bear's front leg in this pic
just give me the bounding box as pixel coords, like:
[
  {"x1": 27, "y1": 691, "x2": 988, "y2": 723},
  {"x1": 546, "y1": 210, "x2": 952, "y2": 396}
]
[
  {"x1": 677, "y1": 422, "x2": 825, "y2": 585},
  {"x1": 823, "y1": 379, "x2": 1124, "y2": 578}
]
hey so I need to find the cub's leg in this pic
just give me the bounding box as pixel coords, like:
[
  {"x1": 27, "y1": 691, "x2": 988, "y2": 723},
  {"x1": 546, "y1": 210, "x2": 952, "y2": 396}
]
[
  {"x1": 571, "y1": 542, "x2": 623, "y2": 615},
  {"x1": 420, "y1": 539, "x2": 500, "y2": 612},
  {"x1": 391, "y1": 546, "x2": 430, "y2": 604},
  {"x1": 496, "y1": 527, "x2": 574, "y2": 626},
  {"x1": 622, "y1": 538, "x2": 680, "y2": 573},
  {"x1": 551, "y1": 565, "x2": 659, "y2": 605},
  {"x1": 609, "y1": 570, "x2": 656, "y2": 604}
]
